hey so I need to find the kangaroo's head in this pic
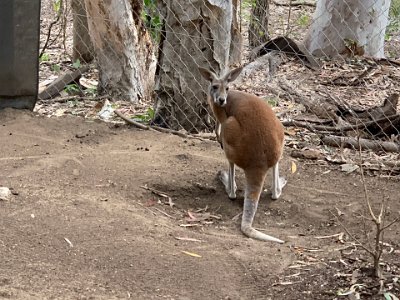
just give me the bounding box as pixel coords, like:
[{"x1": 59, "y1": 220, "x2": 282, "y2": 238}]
[{"x1": 199, "y1": 66, "x2": 243, "y2": 107}]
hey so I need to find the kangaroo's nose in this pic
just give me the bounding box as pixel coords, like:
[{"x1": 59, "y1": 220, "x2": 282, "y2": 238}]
[{"x1": 218, "y1": 97, "x2": 225, "y2": 105}]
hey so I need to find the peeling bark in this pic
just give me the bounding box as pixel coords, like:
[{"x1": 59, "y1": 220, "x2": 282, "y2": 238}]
[
  {"x1": 305, "y1": 0, "x2": 391, "y2": 58},
  {"x1": 230, "y1": 0, "x2": 242, "y2": 65},
  {"x1": 84, "y1": 0, "x2": 156, "y2": 102},
  {"x1": 72, "y1": 0, "x2": 94, "y2": 63},
  {"x1": 154, "y1": 0, "x2": 237, "y2": 132}
]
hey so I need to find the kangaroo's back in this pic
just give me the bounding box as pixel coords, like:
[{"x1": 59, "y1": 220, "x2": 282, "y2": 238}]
[{"x1": 222, "y1": 90, "x2": 284, "y2": 170}]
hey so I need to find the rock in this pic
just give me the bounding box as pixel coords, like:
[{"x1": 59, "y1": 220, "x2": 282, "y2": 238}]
[{"x1": 0, "y1": 187, "x2": 12, "y2": 201}]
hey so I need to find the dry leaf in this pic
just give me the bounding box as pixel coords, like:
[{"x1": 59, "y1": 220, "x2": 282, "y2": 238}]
[
  {"x1": 291, "y1": 161, "x2": 297, "y2": 174},
  {"x1": 181, "y1": 251, "x2": 202, "y2": 258},
  {"x1": 340, "y1": 163, "x2": 359, "y2": 173}
]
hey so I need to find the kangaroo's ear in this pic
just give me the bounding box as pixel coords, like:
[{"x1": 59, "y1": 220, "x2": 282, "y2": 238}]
[
  {"x1": 198, "y1": 67, "x2": 217, "y2": 82},
  {"x1": 225, "y1": 66, "x2": 243, "y2": 83}
]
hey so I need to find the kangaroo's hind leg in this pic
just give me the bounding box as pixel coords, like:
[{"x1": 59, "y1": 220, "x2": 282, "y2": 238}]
[{"x1": 241, "y1": 168, "x2": 284, "y2": 243}]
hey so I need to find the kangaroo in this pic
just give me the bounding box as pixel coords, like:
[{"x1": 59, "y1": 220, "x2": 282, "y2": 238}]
[{"x1": 199, "y1": 66, "x2": 287, "y2": 243}]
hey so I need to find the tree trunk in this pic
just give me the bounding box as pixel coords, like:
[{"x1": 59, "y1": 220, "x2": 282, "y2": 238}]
[
  {"x1": 72, "y1": 0, "x2": 94, "y2": 63},
  {"x1": 84, "y1": 0, "x2": 156, "y2": 102},
  {"x1": 230, "y1": 0, "x2": 242, "y2": 65},
  {"x1": 249, "y1": 0, "x2": 269, "y2": 48},
  {"x1": 153, "y1": 0, "x2": 235, "y2": 132},
  {"x1": 305, "y1": 0, "x2": 391, "y2": 58}
]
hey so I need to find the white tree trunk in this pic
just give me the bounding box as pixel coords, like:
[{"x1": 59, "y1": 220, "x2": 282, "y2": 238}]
[
  {"x1": 84, "y1": 0, "x2": 156, "y2": 102},
  {"x1": 230, "y1": 0, "x2": 243, "y2": 65},
  {"x1": 154, "y1": 0, "x2": 236, "y2": 132},
  {"x1": 305, "y1": 0, "x2": 391, "y2": 58}
]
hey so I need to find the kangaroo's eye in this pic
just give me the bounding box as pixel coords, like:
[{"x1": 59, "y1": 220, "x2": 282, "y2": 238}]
[
  {"x1": 225, "y1": 87, "x2": 229, "y2": 91},
  {"x1": 212, "y1": 85, "x2": 218, "y2": 90}
]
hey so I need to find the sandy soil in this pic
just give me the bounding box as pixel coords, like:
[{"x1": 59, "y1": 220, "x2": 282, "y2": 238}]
[{"x1": 0, "y1": 109, "x2": 399, "y2": 299}]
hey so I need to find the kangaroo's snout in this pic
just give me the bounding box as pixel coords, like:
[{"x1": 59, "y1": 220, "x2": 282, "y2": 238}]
[{"x1": 218, "y1": 97, "x2": 226, "y2": 106}]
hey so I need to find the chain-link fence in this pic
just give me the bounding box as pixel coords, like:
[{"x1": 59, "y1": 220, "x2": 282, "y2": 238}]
[{"x1": 37, "y1": 0, "x2": 400, "y2": 174}]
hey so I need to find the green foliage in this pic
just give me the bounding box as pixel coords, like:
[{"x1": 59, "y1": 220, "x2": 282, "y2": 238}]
[
  {"x1": 133, "y1": 107, "x2": 155, "y2": 123},
  {"x1": 84, "y1": 87, "x2": 97, "y2": 97},
  {"x1": 386, "y1": 0, "x2": 400, "y2": 39},
  {"x1": 296, "y1": 14, "x2": 310, "y2": 27},
  {"x1": 241, "y1": 0, "x2": 256, "y2": 22},
  {"x1": 263, "y1": 97, "x2": 278, "y2": 107},
  {"x1": 390, "y1": 0, "x2": 400, "y2": 18},
  {"x1": 53, "y1": 0, "x2": 62, "y2": 13},
  {"x1": 72, "y1": 59, "x2": 81, "y2": 69},
  {"x1": 142, "y1": 0, "x2": 162, "y2": 41},
  {"x1": 64, "y1": 84, "x2": 80, "y2": 95},
  {"x1": 40, "y1": 53, "x2": 50, "y2": 62},
  {"x1": 51, "y1": 64, "x2": 61, "y2": 73},
  {"x1": 241, "y1": 0, "x2": 255, "y2": 9}
]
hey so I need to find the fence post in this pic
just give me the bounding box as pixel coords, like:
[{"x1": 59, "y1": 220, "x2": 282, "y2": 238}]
[{"x1": 0, "y1": 0, "x2": 41, "y2": 110}]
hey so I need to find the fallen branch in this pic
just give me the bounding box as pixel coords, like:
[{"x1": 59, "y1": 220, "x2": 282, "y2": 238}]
[
  {"x1": 326, "y1": 65, "x2": 377, "y2": 87},
  {"x1": 283, "y1": 114, "x2": 400, "y2": 133},
  {"x1": 114, "y1": 110, "x2": 209, "y2": 141},
  {"x1": 322, "y1": 135, "x2": 400, "y2": 153},
  {"x1": 282, "y1": 119, "x2": 339, "y2": 132},
  {"x1": 115, "y1": 110, "x2": 149, "y2": 130},
  {"x1": 153, "y1": 207, "x2": 176, "y2": 219},
  {"x1": 140, "y1": 185, "x2": 174, "y2": 207},
  {"x1": 134, "y1": 203, "x2": 157, "y2": 216},
  {"x1": 370, "y1": 57, "x2": 400, "y2": 67},
  {"x1": 278, "y1": 80, "x2": 337, "y2": 120},
  {"x1": 38, "y1": 65, "x2": 90, "y2": 100},
  {"x1": 38, "y1": 95, "x2": 110, "y2": 103},
  {"x1": 272, "y1": 0, "x2": 316, "y2": 7}
]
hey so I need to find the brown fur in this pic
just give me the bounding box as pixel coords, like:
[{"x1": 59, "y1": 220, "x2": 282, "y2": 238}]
[
  {"x1": 210, "y1": 90, "x2": 284, "y2": 171},
  {"x1": 199, "y1": 66, "x2": 286, "y2": 242}
]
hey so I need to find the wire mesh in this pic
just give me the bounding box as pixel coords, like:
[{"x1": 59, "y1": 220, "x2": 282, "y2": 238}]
[{"x1": 37, "y1": 0, "x2": 400, "y2": 174}]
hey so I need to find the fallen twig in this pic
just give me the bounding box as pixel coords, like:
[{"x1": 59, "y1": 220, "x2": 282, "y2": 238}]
[
  {"x1": 174, "y1": 236, "x2": 202, "y2": 242},
  {"x1": 140, "y1": 185, "x2": 175, "y2": 208},
  {"x1": 140, "y1": 185, "x2": 170, "y2": 198},
  {"x1": 115, "y1": 110, "x2": 209, "y2": 141},
  {"x1": 314, "y1": 232, "x2": 344, "y2": 240},
  {"x1": 272, "y1": 281, "x2": 303, "y2": 286},
  {"x1": 140, "y1": 185, "x2": 175, "y2": 207},
  {"x1": 231, "y1": 212, "x2": 242, "y2": 221},
  {"x1": 153, "y1": 207, "x2": 176, "y2": 219},
  {"x1": 135, "y1": 202, "x2": 157, "y2": 216},
  {"x1": 64, "y1": 237, "x2": 73, "y2": 248},
  {"x1": 179, "y1": 223, "x2": 202, "y2": 228}
]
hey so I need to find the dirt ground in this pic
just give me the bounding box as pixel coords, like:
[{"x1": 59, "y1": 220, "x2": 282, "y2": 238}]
[{"x1": 0, "y1": 109, "x2": 399, "y2": 300}]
